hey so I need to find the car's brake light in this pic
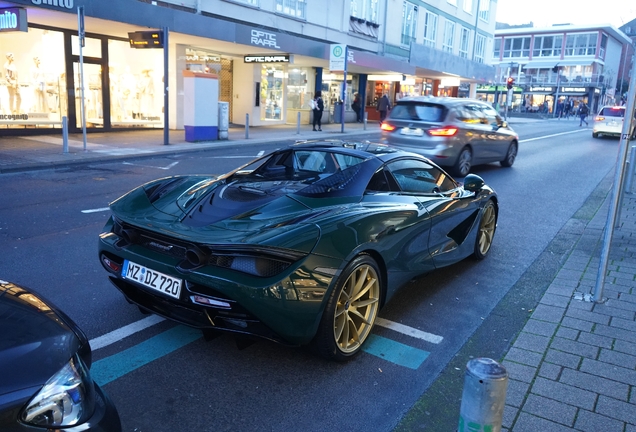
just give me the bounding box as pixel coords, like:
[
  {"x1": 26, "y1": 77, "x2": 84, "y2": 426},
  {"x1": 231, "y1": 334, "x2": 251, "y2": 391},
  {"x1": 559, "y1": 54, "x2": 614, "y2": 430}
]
[
  {"x1": 380, "y1": 123, "x2": 396, "y2": 132},
  {"x1": 611, "y1": 106, "x2": 622, "y2": 110},
  {"x1": 595, "y1": 116, "x2": 605, "y2": 121},
  {"x1": 428, "y1": 127, "x2": 458, "y2": 136}
]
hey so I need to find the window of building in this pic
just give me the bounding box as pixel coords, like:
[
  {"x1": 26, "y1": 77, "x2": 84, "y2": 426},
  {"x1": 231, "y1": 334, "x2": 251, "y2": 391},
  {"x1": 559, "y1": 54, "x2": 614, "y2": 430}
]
[
  {"x1": 493, "y1": 37, "x2": 501, "y2": 59},
  {"x1": 443, "y1": 20, "x2": 455, "y2": 53},
  {"x1": 275, "y1": 0, "x2": 306, "y2": 19},
  {"x1": 423, "y1": 11, "x2": 438, "y2": 47},
  {"x1": 565, "y1": 32, "x2": 598, "y2": 56},
  {"x1": 503, "y1": 36, "x2": 531, "y2": 58},
  {"x1": 532, "y1": 35, "x2": 563, "y2": 57},
  {"x1": 463, "y1": 0, "x2": 473, "y2": 13},
  {"x1": 459, "y1": 27, "x2": 470, "y2": 58},
  {"x1": 401, "y1": 2, "x2": 418, "y2": 46},
  {"x1": 350, "y1": 0, "x2": 379, "y2": 23},
  {"x1": 478, "y1": 0, "x2": 490, "y2": 22},
  {"x1": 599, "y1": 33, "x2": 608, "y2": 59},
  {"x1": 475, "y1": 34, "x2": 486, "y2": 63}
]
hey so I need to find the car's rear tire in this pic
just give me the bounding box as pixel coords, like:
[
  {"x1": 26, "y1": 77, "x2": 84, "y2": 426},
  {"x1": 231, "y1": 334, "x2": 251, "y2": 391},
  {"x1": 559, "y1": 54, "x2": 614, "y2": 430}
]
[
  {"x1": 473, "y1": 200, "x2": 497, "y2": 260},
  {"x1": 500, "y1": 141, "x2": 518, "y2": 167},
  {"x1": 592, "y1": 132, "x2": 599, "y2": 138},
  {"x1": 312, "y1": 254, "x2": 381, "y2": 361},
  {"x1": 452, "y1": 147, "x2": 472, "y2": 177}
]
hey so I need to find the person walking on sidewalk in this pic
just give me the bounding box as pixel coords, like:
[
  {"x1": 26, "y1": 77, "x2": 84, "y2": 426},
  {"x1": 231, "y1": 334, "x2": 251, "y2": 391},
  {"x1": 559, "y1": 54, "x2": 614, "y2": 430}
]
[
  {"x1": 578, "y1": 101, "x2": 589, "y2": 126},
  {"x1": 377, "y1": 93, "x2": 391, "y2": 123},
  {"x1": 312, "y1": 91, "x2": 324, "y2": 131},
  {"x1": 351, "y1": 92, "x2": 362, "y2": 123}
]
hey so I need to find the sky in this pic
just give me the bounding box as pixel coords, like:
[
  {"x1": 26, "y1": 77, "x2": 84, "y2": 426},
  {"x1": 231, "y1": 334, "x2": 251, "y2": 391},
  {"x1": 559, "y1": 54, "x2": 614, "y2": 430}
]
[{"x1": 495, "y1": 0, "x2": 636, "y2": 28}]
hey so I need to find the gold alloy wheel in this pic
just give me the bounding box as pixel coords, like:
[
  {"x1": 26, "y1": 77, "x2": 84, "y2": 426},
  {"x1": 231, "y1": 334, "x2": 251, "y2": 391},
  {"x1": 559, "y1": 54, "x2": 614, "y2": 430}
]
[
  {"x1": 333, "y1": 264, "x2": 380, "y2": 353},
  {"x1": 477, "y1": 202, "x2": 496, "y2": 256}
]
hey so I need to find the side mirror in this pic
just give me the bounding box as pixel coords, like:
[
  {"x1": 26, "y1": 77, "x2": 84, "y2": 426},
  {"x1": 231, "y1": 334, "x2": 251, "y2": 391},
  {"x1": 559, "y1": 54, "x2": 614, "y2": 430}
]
[{"x1": 463, "y1": 174, "x2": 485, "y2": 193}]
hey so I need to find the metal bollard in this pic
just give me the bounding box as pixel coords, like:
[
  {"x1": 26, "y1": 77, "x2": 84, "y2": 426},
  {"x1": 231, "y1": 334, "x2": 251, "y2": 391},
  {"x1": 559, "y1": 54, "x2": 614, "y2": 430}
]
[
  {"x1": 363, "y1": 112, "x2": 368, "y2": 130},
  {"x1": 297, "y1": 111, "x2": 301, "y2": 135},
  {"x1": 626, "y1": 146, "x2": 636, "y2": 194},
  {"x1": 245, "y1": 113, "x2": 249, "y2": 139},
  {"x1": 62, "y1": 116, "x2": 69, "y2": 154},
  {"x1": 458, "y1": 358, "x2": 508, "y2": 432}
]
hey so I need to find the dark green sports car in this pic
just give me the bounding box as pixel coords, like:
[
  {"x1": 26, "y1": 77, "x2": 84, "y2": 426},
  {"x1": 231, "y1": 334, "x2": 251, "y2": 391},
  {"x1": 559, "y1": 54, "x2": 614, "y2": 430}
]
[{"x1": 98, "y1": 140, "x2": 498, "y2": 361}]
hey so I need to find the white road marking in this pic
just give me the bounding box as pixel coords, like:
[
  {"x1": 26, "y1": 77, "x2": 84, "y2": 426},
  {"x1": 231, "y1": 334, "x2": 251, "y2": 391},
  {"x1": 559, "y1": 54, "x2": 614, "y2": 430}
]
[
  {"x1": 81, "y1": 207, "x2": 110, "y2": 213},
  {"x1": 90, "y1": 315, "x2": 165, "y2": 350},
  {"x1": 519, "y1": 129, "x2": 586, "y2": 143},
  {"x1": 257, "y1": 151, "x2": 265, "y2": 156},
  {"x1": 122, "y1": 161, "x2": 179, "y2": 170},
  {"x1": 375, "y1": 317, "x2": 444, "y2": 344}
]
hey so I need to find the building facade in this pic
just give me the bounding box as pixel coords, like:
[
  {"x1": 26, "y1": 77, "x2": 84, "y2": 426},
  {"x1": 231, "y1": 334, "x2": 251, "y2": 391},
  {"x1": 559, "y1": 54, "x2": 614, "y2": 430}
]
[
  {"x1": 0, "y1": 0, "x2": 496, "y2": 135},
  {"x1": 618, "y1": 19, "x2": 635, "y2": 101},
  {"x1": 487, "y1": 24, "x2": 630, "y2": 114}
]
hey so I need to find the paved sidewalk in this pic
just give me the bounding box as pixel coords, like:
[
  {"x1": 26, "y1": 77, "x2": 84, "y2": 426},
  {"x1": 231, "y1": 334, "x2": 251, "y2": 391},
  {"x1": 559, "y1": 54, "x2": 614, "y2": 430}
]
[{"x1": 500, "y1": 183, "x2": 636, "y2": 431}]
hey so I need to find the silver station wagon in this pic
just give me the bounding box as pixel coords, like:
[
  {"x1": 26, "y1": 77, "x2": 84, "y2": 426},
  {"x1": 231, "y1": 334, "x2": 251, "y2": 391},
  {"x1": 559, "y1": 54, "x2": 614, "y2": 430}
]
[{"x1": 380, "y1": 96, "x2": 519, "y2": 177}]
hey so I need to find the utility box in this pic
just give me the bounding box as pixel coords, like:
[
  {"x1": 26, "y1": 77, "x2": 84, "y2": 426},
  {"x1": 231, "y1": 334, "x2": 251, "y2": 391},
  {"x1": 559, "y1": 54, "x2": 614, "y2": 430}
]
[{"x1": 183, "y1": 71, "x2": 219, "y2": 142}]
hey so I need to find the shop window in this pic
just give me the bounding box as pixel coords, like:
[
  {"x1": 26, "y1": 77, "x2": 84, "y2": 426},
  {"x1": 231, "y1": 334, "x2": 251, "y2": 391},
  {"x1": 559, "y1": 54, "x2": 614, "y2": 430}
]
[
  {"x1": 261, "y1": 65, "x2": 284, "y2": 121},
  {"x1": 0, "y1": 27, "x2": 67, "y2": 124},
  {"x1": 286, "y1": 68, "x2": 313, "y2": 110},
  {"x1": 108, "y1": 39, "x2": 164, "y2": 127},
  {"x1": 72, "y1": 35, "x2": 101, "y2": 58}
]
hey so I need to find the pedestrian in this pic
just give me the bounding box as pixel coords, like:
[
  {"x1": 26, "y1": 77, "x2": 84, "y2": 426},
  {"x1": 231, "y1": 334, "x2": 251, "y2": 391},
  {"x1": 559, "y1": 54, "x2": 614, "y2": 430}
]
[
  {"x1": 563, "y1": 99, "x2": 571, "y2": 119},
  {"x1": 351, "y1": 92, "x2": 362, "y2": 123},
  {"x1": 556, "y1": 100, "x2": 563, "y2": 119},
  {"x1": 377, "y1": 93, "x2": 391, "y2": 123},
  {"x1": 312, "y1": 91, "x2": 324, "y2": 131},
  {"x1": 578, "y1": 101, "x2": 589, "y2": 126}
]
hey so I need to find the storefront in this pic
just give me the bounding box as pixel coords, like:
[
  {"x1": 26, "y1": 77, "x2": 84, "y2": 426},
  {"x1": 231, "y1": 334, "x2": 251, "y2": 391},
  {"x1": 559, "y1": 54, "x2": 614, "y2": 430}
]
[
  {"x1": 475, "y1": 84, "x2": 523, "y2": 111},
  {"x1": 0, "y1": 19, "x2": 165, "y2": 134},
  {"x1": 365, "y1": 74, "x2": 423, "y2": 122}
]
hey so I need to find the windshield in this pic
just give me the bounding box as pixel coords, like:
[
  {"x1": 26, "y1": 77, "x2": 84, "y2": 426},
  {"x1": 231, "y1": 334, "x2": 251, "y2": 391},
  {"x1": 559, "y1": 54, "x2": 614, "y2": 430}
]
[{"x1": 390, "y1": 102, "x2": 447, "y2": 122}]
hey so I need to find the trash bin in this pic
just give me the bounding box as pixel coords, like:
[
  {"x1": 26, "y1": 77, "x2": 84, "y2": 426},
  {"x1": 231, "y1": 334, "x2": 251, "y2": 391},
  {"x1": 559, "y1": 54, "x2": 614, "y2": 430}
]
[{"x1": 333, "y1": 101, "x2": 343, "y2": 123}]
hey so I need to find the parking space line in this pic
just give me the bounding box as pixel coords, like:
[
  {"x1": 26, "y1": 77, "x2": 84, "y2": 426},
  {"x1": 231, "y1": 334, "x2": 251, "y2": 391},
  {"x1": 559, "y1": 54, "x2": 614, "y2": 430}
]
[
  {"x1": 375, "y1": 317, "x2": 443, "y2": 344},
  {"x1": 91, "y1": 325, "x2": 202, "y2": 386},
  {"x1": 90, "y1": 315, "x2": 165, "y2": 350},
  {"x1": 362, "y1": 334, "x2": 430, "y2": 369}
]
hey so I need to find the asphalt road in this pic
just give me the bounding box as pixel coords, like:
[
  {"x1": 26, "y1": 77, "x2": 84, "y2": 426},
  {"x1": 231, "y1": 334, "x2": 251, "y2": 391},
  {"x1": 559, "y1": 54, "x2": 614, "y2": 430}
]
[{"x1": 0, "y1": 120, "x2": 620, "y2": 432}]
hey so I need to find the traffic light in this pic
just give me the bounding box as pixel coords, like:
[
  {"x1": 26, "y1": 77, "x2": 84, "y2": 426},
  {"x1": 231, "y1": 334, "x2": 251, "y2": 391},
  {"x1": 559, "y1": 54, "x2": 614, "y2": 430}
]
[{"x1": 506, "y1": 77, "x2": 515, "y2": 90}]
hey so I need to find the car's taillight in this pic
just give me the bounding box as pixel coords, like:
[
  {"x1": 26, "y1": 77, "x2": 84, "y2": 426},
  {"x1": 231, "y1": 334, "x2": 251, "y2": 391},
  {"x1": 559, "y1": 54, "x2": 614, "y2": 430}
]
[
  {"x1": 380, "y1": 123, "x2": 396, "y2": 132},
  {"x1": 428, "y1": 127, "x2": 458, "y2": 136},
  {"x1": 595, "y1": 116, "x2": 605, "y2": 121}
]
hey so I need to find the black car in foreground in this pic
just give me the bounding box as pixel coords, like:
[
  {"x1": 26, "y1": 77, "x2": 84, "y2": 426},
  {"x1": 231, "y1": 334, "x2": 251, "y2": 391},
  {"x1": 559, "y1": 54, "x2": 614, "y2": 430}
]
[{"x1": 0, "y1": 279, "x2": 121, "y2": 431}]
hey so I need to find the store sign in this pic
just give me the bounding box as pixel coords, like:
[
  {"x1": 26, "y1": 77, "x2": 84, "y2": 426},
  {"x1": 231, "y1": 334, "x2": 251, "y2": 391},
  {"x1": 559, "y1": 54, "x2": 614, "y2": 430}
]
[
  {"x1": 244, "y1": 55, "x2": 290, "y2": 63},
  {"x1": 250, "y1": 30, "x2": 280, "y2": 49},
  {"x1": 329, "y1": 44, "x2": 346, "y2": 72},
  {"x1": 560, "y1": 87, "x2": 586, "y2": 93},
  {"x1": 31, "y1": 0, "x2": 73, "y2": 9},
  {"x1": 529, "y1": 86, "x2": 554, "y2": 92},
  {"x1": 128, "y1": 31, "x2": 164, "y2": 49},
  {"x1": 0, "y1": 8, "x2": 27, "y2": 33}
]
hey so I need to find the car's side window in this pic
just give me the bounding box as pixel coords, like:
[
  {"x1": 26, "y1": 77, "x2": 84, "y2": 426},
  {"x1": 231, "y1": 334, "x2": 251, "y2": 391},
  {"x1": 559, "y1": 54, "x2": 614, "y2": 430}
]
[
  {"x1": 366, "y1": 168, "x2": 400, "y2": 192},
  {"x1": 386, "y1": 159, "x2": 456, "y2": 194},
  {"x1": 480, "y1": 105, "x2": 503, "y2": 127},
  {"x1": 456, "y1": 104, "x2": 487, "y2": 125}
]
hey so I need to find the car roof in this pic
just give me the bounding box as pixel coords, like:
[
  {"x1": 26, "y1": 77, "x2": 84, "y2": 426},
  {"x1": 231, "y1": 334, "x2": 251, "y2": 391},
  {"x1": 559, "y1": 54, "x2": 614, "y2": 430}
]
[{"x1": 394, "y1": 96, "x2": 486, "y2": 106}]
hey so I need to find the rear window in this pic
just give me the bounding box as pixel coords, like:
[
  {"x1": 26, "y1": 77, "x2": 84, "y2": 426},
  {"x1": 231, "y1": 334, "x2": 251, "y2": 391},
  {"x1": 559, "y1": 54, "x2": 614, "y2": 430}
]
[
  {"x1": 390, "y1": 102, "x2": 446, "y2": 122},
  {"x1": 599, "y1": 107, "x2": 625, "y2": 117}
]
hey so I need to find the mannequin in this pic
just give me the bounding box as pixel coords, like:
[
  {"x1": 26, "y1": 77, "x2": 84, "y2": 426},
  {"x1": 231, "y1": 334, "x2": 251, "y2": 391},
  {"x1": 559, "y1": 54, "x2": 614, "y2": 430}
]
[
  {"x1": 138, "y1": 69, "x2": 154, "y2": 118},
  {"x1": 31, "y1": 56, "x2": 46, "y2": 113},
  {"x1": 4, "y1": 53, "x2": 19, "y2": 114}
]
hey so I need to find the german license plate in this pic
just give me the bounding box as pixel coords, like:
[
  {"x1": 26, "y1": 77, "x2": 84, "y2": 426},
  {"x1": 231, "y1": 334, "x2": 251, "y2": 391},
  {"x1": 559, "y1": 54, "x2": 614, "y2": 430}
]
[
  {"x1": 122, "y1": 260, "x2": 182, "y2": 299},
  {"x1": 400, "y1": 127, "x2": 424, "y2": 136}
]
